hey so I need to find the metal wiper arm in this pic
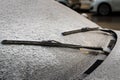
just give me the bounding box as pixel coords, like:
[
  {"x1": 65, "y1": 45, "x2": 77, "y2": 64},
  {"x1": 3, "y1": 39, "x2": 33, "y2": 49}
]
[{"x1": 1, "y1": 40, "x2": 103, "y2": 51}]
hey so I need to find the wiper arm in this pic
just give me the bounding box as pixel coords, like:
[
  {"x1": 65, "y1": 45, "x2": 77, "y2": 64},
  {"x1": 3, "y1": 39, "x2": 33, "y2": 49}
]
[{"x1": 1, "y1": 40, "x2": 103, "y2": 51}]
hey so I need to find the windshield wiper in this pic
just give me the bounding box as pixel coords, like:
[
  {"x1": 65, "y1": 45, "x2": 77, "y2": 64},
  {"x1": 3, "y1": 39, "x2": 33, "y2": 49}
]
[
  {"x1": 62, "y1": 27, "x2": 99, "y2": 36},
  {"x1": 1, "y1": 40, "x2": 103, "y2": 51},
  {"x1": 62, "y1": 27, "x2": 116, "y2": 37},
  {"x1": 61, "y1": 27, "x2": 117, "y2": 54}
]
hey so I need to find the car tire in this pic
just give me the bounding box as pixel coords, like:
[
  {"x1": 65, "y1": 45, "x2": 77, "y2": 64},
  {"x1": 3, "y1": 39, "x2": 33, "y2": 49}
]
[{"x1": 98, "y1": 3, "x2": 111, "y2": 16}]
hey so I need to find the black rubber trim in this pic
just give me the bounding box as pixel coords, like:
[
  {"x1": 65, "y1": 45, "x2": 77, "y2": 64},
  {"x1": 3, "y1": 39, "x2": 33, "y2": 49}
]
[
  {"x1": 84, "y1": 60, "x2": 103, "y2": 74},
  {"x1": 107, "y1": 40, "x2": 116, "y2": 50}
]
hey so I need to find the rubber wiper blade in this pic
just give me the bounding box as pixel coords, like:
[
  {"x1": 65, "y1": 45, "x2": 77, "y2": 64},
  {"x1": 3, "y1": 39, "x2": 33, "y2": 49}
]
[
  {"x1": 1, "y1": 40, "x2": 103, "y2": 51},
  {"x1": 62, "y1": 27, "x2": 118, "y2": 37},
  {"x1": 62, "y1": 27, "x2": 99, "y2": 36}
]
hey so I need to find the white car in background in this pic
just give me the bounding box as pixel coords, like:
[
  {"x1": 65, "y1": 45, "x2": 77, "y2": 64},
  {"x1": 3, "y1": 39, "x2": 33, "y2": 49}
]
[{"x1": 81, "y1": 0, "x2": 120, "y2": 16}]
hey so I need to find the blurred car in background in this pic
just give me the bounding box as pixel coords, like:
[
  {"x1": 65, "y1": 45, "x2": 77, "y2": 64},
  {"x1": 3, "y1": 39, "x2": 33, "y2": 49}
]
[
  {"x1": 90, "y1": 0, "x2": 120, "y2": 16},
  {"x1": 56, "y1": 0, "x2": 81, "y2": 9},
  {"x1": 81, "y1": 0, "x2": 120, "y2": 16}
]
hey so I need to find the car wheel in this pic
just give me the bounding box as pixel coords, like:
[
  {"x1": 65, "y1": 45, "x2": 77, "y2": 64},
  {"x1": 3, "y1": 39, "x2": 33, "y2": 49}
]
[{"x1": 98, "y1": 3, "x2": 111, "y2": 16}]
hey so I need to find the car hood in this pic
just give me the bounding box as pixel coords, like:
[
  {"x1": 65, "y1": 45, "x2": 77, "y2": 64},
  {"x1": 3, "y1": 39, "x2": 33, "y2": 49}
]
[{"x1": 0, "y1": 0, "x2": 119, "y2": 80}]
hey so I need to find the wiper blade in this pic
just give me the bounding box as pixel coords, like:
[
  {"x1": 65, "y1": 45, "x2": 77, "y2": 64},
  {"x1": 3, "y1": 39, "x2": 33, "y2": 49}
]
[
  {"x1": 1, "y1": 40, "x2": 103, "y2": 51},
  {"x1": 62, "y1": 27, "x2": 99, "y2": 36},
  {"x1": 61, "y1": 27, "x2": 117, "y2": 36}
]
